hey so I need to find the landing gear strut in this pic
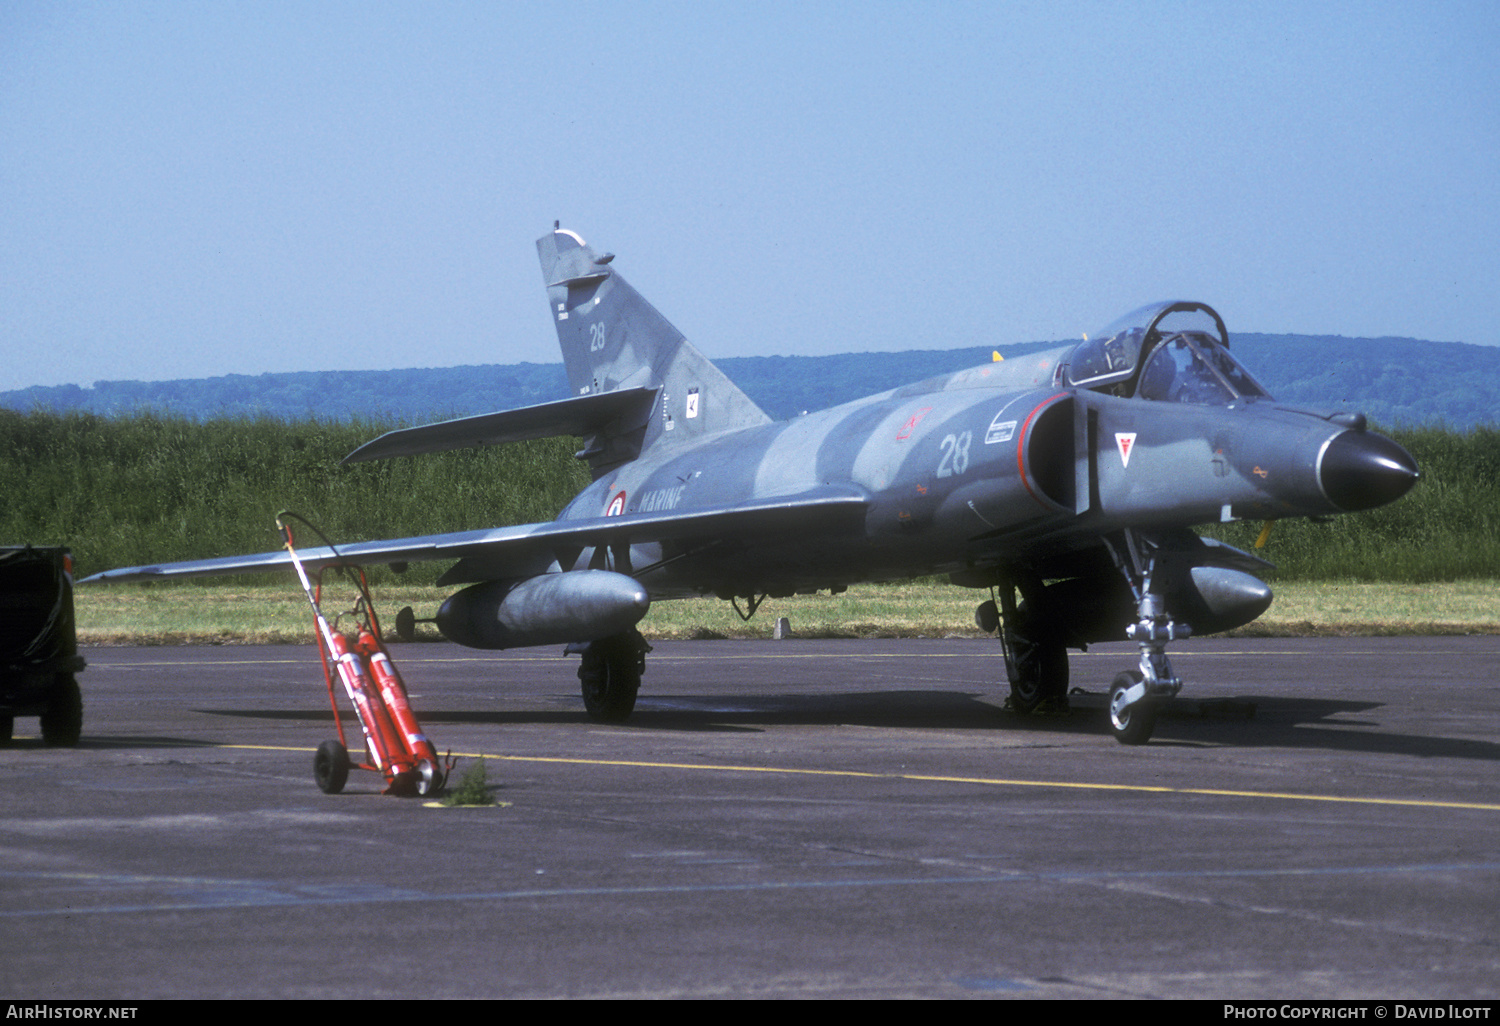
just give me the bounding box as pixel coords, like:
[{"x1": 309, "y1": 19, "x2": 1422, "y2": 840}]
[
  {"x1": 577, "y1": 629, "x2": 651, "y2": 723},
  {"x1": 1103, "y1": 530, "x2": 1191, "y2": 745}
]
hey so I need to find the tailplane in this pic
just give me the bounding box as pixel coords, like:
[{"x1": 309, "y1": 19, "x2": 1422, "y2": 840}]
[{"x1": 538, "y1": 226, "x2": 771, "y2": 456}]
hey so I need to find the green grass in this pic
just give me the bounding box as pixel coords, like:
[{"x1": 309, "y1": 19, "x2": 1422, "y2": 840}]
[
  {"x1": 75, "y1": 577, "x2": 1500, "y2": 645},
  {"x1": 75, "y1": 579, "x2": 446, "y2": 644}
]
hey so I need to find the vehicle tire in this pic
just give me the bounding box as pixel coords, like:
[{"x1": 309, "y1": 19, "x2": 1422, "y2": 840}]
[
  {"x1": 40, "y1": 674, "x2": 82, "y2": 746},
  {"x1": 1005, "y1": 611, "x2": 1068, "y2": 714},
  {"x1": 314, "y1": 740, "x2": 351, "y2": 794},
  {"x1": 1109, "y1": 670, "x2": 1157, "y2": 745},
  {"x1": 578, "y1": 634, "x2": 641, "y2": 723},
  {"x1": 0, "y1": 714, "x2": 12, "y2": 745}
]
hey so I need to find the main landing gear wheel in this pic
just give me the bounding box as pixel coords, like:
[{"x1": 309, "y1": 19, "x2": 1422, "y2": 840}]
[
  {"x1": 314, "y1": 739, "x2": 351, "y2": 794},
  {"x1": 578, "y1": 633, "x2": 644, "y2": 723},
  {"x1": 1005, "y1": 613, "x2": 1069, "y2": 714},
  {"x1": 1109, "y1": 670, "x2": 1157, "y2": 745}
]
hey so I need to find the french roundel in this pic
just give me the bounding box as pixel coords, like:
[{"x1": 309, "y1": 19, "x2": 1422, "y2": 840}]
[{"x1": 605, "y1": 491, "x2": 627, "y2": 516}]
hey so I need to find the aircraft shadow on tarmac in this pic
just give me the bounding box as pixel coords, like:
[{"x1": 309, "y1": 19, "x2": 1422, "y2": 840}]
[
  {"x1": 194, "y1": 690, "x2": 1500, "y2": 761},
  {"x1": 1156, "y1": 694, "x2": 1500, "y2": 761},
  {"x1": 2, "y1": 734, "x2": 225, "y2": 751}
]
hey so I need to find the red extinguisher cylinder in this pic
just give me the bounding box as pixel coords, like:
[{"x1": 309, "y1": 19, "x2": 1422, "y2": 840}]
[
  {"x1": 358, "y1": 629, "x2": 439, "y2": 765},
  {"x1": 326, "y1": 627, "x2": 404, "y2": 773}
]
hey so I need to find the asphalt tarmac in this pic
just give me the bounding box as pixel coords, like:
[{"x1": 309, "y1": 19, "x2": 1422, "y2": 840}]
[{"x1": 1, "y1": 636, "x2": 1497, "y2": 999}]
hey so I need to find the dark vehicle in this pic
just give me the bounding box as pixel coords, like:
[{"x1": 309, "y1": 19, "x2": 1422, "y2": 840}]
[{"x1": 0, "y1": 546, "x2": 85, "y2": 744}]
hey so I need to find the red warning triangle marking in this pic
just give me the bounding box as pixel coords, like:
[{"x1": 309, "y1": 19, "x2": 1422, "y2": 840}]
[{"x1": 1115, "y1": 432, "x2": 1137, "y2": 468}]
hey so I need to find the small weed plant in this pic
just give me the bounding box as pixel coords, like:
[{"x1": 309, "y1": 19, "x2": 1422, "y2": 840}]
[{"x1": 442, "y1": 759, "x2": 493, "y2": 807}]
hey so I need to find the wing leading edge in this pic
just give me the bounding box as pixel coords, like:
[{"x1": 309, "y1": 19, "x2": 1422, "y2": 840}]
[{"x1": 79, "y1": 489, "x2": 870, "y2": 585}]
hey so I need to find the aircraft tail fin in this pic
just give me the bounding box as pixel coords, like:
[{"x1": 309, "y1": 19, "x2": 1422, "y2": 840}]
[{"x1": 537, "y1": 227, "x2": 771, "y2": 464}]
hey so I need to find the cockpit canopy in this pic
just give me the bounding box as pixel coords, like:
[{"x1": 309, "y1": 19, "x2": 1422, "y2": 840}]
[{"x1": 1064, "y1": 300, "x2": 1269, "y2": 404}]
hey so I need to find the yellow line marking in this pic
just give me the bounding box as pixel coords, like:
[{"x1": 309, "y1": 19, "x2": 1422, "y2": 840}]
[{"x1": 207, "y1": 743, "x2": 1500, "y2": 813}]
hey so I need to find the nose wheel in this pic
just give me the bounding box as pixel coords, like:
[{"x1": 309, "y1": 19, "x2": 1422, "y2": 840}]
[{"x1": 1108, "y1": 671, "x2": 1157, "y2": 745}]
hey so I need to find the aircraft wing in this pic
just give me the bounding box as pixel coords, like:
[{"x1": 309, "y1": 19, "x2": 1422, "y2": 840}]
[{"x1": 79, "y1": 488, "x2": 870, "y2": 584}]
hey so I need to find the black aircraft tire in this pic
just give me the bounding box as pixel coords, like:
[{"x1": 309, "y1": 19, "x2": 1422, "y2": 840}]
[
  {"x1": 1005, "y1": 613, "x2": 1068, "y2": 714},
  {"x1": 314, "y1": 740, "x2": 351, "y2": 794},
  {"x1": 395, "y1": 606, "x2": 417, "y2": 643},
  {"x1": 1109, "y1": 670, "x2": 1157, "y2": 745},
  {"x1": 0, "y1": 714, "x2": 12, "y2": 745},
  {"x1": 579, "y1": 636, "x2": 641, "y2": 723},
  {"x1": 40, "y1": 674, "x2": 82, "y2": 747}
]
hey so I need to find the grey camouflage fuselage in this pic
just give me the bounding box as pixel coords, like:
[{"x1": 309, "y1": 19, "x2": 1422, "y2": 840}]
[{"x1": 532, "y1": 228, "x2": 1413, "y2": 611}]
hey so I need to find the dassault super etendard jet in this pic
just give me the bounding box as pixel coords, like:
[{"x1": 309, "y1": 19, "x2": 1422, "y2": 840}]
[{"x1": 85, "y1": 226, "x2": 1419, "y2": 743}]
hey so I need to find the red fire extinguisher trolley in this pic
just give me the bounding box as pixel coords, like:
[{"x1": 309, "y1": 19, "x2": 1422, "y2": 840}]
[{"x1": 277, "y1": 513, "x2": 451, "y2": 797}]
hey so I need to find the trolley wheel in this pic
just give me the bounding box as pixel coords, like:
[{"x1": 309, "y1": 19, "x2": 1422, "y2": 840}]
[
  {"x1": 415, "y1": 758, "x2": 442, "y2": 797},
  {"x1": 385, "y1": 770, "x2": 418, "y2": 798},
  {"x1": 41, "y1": 674, "x2": 82, "y2": 746},
  {"x1": 314, "y1": 740, "x2": 351, "y2": 794}
]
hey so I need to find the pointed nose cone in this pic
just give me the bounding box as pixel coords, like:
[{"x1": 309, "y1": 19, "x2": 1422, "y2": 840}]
[{"x1": 1319, "y1": 431, "x2": 1419, "y2": 511}]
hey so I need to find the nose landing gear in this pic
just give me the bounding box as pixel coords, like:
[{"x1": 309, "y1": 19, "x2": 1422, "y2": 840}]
[{"x1": 1103, "y1": 530, "x2": 1190, "y2": 745}]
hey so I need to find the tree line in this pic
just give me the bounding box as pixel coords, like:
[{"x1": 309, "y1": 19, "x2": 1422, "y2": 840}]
[{"x1": 4, "y1": 333, "x2": 1496, "y2": 428}]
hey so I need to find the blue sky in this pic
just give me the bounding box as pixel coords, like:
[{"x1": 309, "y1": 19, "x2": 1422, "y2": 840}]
[{"x1": 2, "y1": 1, "x2": 1496, "y2": 393}]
